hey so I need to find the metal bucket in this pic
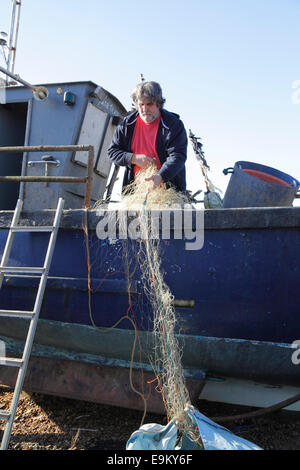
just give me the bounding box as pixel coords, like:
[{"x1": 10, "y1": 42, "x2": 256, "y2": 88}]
[{"x1": 223, "y1": 161, "x2": 299, "y2": 208}]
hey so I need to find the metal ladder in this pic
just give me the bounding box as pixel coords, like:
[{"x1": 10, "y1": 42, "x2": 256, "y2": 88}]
[{"x1": 0, "y1": 197, "x2": 64, "y2": 450}]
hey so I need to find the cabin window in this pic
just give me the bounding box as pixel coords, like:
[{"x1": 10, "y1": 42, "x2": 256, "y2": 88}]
[{"x1": 73, "y1": 101, "x2": 118, "y2": 179}]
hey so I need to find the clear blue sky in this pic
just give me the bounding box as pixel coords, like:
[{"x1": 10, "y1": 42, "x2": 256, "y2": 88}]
[{"x1": 1, "y1": 0, "x2": 300, "y2": 200}]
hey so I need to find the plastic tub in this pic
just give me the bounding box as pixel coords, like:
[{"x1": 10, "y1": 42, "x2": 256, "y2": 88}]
[{"x1": 223, "y1": 161, "x2": 299, "y2": 208}]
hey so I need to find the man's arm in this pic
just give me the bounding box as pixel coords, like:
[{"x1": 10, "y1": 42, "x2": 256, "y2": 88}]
[
  {"x1": 107, "y1": 122, "x2": 133, "y2": 168},
  {"x1": 158, "y1": 122, "x2": 187, "y2": 182},
  {"x1": 145, "y1": 173, "x2": 162, "y2": 189},
  {"x1": 131, "y1": 154, "x2": 155, "y2": 168},
  {"x1": 145, "y1": 120, "x2": 187, "y2": 190},
  {"x1": 108, "y1": 123, "x2": 154, "y2": 169}
]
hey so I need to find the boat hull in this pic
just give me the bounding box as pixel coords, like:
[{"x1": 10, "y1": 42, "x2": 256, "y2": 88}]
[{"x1": 0, "y1": 206, "x2": 299, "y2": 408}]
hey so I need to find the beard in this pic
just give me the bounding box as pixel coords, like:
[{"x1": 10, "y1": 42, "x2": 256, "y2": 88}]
[{"x1": 139, "y1": 109, "x2": 160, "y2": 123}]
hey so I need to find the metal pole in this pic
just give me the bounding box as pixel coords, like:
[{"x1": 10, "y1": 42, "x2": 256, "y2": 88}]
[
  {"x1": 105, "y1": 165, "x2": 120, "y2": 201},
  {"x1": 10, "y1": 0, "x2": 21, "y2": 75},
  {"x1": 0, "y1": 65, "x2": 37, "y2": 92},
  {"x1": 0, "y1": 144, "x2": 92, "y2": 153},
  {"x1": 6, "y1": 0, "x2": 18, "y2": 77},
  {"x1": 0, "y1": 144, "x2": 95, "y2": 208},
  {"x1": 0, "y1": 176, "x2": 87, "y2": 182}
]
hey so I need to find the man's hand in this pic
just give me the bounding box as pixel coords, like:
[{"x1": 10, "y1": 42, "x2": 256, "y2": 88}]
[
  {"x1": 145, "y1": 173, "x2": 163, "y2": 190},
  {"x1": 131, "y1": 154, "x2": 154, "y2": 168}
]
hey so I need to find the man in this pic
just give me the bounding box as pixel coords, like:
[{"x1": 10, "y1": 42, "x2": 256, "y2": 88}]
[{"x1": 108, "y1": 81, "x2": 187, "y2": 193}]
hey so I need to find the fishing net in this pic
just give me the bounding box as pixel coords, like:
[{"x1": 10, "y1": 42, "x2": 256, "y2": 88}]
[{"x1": 95, "y1": 164, "x2": 202, "y2": 443}]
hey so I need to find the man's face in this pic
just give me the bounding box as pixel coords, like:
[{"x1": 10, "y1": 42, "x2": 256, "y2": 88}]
[{"x1": 137, "y1": 95, "x2": 160, "y2": 123}]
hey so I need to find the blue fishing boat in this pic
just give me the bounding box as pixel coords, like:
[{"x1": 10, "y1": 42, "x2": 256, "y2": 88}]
[
  {"x1": 0, "y1": 78, "x2": 299, "y2": 415},
  {"x1": 0, "y1": 3, "x2": 299, "y2": 423}
]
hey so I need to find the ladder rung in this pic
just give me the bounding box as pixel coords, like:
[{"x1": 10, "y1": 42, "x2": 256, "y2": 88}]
[
  {"x1": 10, "y1": 226, "x2": 53, "y2": 233},
  {"x1": 0, "y1": 357, "x2": 23, "y2": 367},
  {"x1": 3, "y1": 274, "x2": 41, "y2": 279},
  {"x1": 0, "y1": 309, "x2": 34, "y2": 319},
  {"x1": 0, "y1": 410, "x2": 10, "y2": 421},
  {"x1": 0, "y1": 266, "x2": 45, "y2": 274}
]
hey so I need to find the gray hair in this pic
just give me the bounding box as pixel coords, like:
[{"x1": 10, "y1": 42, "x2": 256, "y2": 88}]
[{"x1": 131, "y1": 81, "x2": 166, "y2": 109}]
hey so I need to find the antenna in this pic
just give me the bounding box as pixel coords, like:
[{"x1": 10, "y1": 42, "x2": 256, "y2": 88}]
[
  {"x1": 0, "y1": 32, "x2": 8, "y2": 65},
  {"x1": 7, "y1": 0, "x2": 21, "y2": 75},
  {"x1": 0, "y1": 31, "x2": 8, "y2": 47}
]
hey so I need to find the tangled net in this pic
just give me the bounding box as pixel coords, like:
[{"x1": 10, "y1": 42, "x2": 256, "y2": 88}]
[
  {"x1": 114, "y1": 165, "x2": 199, "y2": 434},
  {"x1": 95, "y1": 164, "x2": 202, "y2": 444}
]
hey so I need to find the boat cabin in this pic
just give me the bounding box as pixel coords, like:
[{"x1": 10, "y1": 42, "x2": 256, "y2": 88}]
[{"x1": 0, "y1": 81, "x2": 127, "y2": 210}]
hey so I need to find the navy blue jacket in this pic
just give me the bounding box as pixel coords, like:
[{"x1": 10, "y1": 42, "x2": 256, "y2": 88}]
[{"x1": 108, "y1": 108, "x2": 187, "y2": 192}]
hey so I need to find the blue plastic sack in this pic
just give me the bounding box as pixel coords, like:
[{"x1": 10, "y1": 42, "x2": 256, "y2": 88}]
[{"x1": 126, "y1": 405, "x2": 262, "y2": 451}]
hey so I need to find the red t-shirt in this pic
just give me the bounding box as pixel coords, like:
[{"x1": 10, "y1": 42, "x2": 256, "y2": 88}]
[{"x1": 131, "y1": 115, "x2": 162, "y2": 178}]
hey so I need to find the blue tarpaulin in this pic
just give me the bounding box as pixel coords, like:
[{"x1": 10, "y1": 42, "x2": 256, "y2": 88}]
[{"x1": 126, "y1": 405, "x2": 262, "y2": 451}]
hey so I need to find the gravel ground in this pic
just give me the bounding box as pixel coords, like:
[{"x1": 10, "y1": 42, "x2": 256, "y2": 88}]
[{"x1": 0, "y1": 385, "x2": 300, "y2": 451}]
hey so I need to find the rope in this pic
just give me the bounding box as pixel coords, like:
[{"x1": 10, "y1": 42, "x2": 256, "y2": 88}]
[
  {"x1": 139, "y1": 194, "x2": 204, "y2": 448},
  {"x1": 83, "y1": 208, "x2": 149, "y2": 426},
  {"x1": 85, "y1": 175, "x2": 204, "y2": 447},
  {"x1": 211, "y1": 392, "x2": 300, "y2": 423}
]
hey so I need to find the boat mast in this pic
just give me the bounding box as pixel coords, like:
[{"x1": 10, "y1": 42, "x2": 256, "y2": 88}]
[
  {"x1": 6, "y1": 0, "x2": 21, "y2": 82},
  {"x1": 0, "y1": 1, "x2": 48, "y2": 100}
]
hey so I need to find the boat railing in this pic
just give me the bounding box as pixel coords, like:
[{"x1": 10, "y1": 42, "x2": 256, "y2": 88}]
[{"x1": 0, "y1": 144, "x2": 94, "y2": 208}]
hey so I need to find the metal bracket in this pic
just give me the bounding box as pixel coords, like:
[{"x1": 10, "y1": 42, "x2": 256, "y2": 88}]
[{"x1": 27, "y1": 155, "x2": 60, "y2": 187}]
